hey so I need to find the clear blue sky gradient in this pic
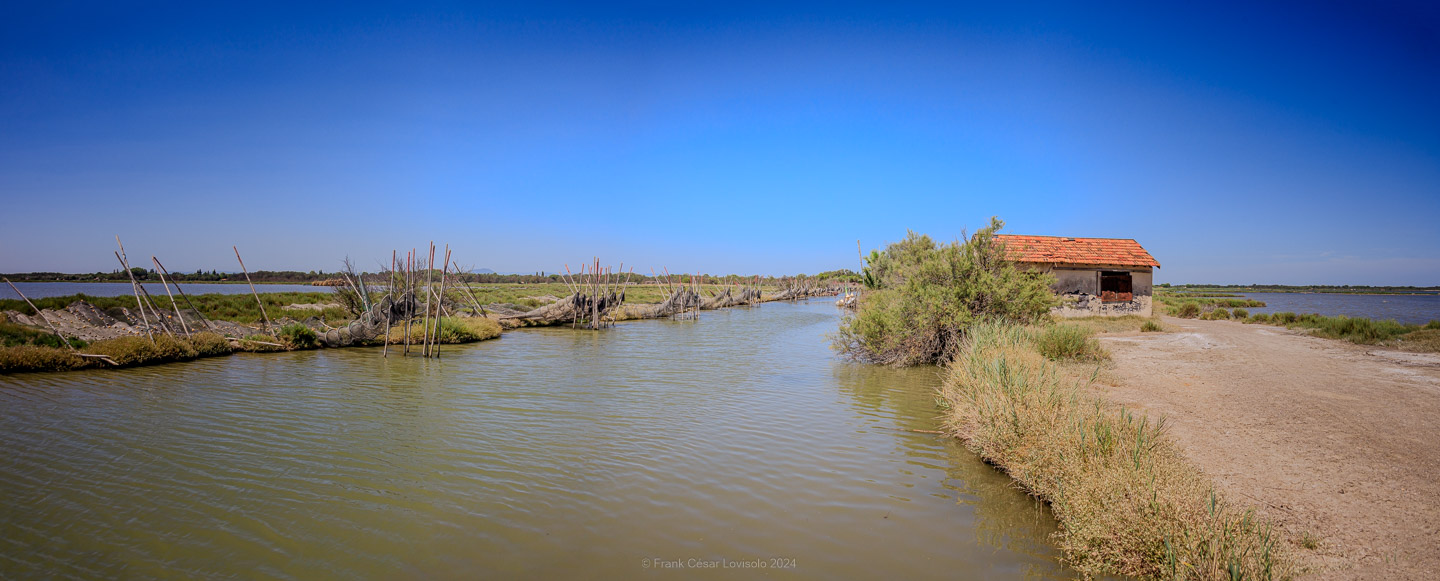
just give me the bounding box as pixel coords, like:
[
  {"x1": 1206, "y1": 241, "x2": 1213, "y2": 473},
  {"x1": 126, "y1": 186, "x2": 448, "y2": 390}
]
[{"x1": 2, "y1": 1, "x2": 1437, "y2": 284}]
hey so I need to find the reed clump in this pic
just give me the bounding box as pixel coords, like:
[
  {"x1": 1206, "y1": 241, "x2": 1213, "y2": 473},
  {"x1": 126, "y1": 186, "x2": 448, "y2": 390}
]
[
  {"x1": 941, "y1": 322, "x2": 1294, "y2": 580},
  {"x1": 1035, "y1": 324, "x2": 1109, "y2": 361}
]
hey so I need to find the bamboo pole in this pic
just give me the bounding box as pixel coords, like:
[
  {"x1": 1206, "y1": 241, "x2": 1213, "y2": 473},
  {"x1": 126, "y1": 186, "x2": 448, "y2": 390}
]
[
  {"x1": 113, "y1": 251, "x2": 154, "y2": 342},
  {"x1": 4, "y1": 278, "x2": 76, "y2": 351},
  {"x1": 152, "y1": 257, "x2": 191, "y2": 337},
  {"x1": 233, "y1": 246, "x2": 272, "y2": 332},
  {"x1": 152, "y1": 256, "x2": 214, "y2": 331}
]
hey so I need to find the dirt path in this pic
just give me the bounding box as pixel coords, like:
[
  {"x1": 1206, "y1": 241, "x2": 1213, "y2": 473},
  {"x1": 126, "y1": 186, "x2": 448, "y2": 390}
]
[{"x1": 1098, "y1": 318, "x2": 1440, "y2": 580}]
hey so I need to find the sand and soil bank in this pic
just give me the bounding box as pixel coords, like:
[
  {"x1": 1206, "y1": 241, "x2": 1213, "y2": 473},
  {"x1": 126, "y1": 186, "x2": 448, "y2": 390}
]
[{"x1": 1098, "y1": 317, "x2": 1440, "y2": 580}]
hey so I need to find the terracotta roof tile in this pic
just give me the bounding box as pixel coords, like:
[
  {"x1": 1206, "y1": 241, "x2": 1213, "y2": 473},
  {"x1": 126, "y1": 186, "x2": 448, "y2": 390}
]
[{"x1": 993, "y1": 234, "x2": 1160, "y2": 268}]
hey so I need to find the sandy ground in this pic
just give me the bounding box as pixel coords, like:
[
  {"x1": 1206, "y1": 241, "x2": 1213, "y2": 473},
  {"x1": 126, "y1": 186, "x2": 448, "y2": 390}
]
[{"x1": 1098, "y1": 318, "x2": 1440, "y2": 579}]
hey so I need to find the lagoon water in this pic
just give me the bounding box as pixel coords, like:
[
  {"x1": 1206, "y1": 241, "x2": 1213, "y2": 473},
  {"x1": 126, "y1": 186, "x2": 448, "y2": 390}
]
[
  {"x1": 2, "y1": 281, "x2": 330, "y2": 300},
  {"x1": 0, "y1": 299, "x2": 1069, "y2": 579},
  {"x1": 1237, "y1": 292, "x2": 1440, "y2": 325}
]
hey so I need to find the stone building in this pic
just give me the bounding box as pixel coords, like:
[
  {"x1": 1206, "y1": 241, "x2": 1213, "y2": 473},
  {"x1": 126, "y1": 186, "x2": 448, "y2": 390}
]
[{"x1": 995, "y1": 234, "x2": 1160, "y2": 317}]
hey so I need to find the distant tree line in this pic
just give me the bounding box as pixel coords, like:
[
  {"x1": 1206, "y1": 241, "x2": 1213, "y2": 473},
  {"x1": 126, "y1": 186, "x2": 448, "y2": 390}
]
[{"x1": 4, "y1": 267, "x2": 865, "y2": 285}]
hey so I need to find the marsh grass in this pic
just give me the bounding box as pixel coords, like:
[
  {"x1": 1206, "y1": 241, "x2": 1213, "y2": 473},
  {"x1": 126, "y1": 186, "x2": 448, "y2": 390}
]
[
  {"x1": 0, "y1": 292, "x2": 348, "y2": 325},
  {"x1": 941, "y1": 323, "x2": 1294, "y2": 579},
  {"x1": 1172, "y1": 303, "x2": 1202, "y2": 319},
  {"x1": 381, "y1": 317, "x2": 502, "y2": 344}
]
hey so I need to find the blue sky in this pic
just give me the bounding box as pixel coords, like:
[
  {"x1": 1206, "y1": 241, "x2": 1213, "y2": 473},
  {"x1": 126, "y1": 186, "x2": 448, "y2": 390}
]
[{"x1": 2, "y1": 1, "x2": 1437, "y2": 284}]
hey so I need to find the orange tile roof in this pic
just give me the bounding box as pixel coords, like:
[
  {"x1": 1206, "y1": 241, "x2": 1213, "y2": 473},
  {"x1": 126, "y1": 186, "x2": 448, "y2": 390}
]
[{"x1": 994, "y1": 234, "x2": 1160, "y2": 268}]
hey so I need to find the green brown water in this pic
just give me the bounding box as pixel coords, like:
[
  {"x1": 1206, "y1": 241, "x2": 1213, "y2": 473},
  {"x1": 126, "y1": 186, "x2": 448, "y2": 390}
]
[{"x1": 1, "y1": 299, "x2": 1068, "y2": 579}]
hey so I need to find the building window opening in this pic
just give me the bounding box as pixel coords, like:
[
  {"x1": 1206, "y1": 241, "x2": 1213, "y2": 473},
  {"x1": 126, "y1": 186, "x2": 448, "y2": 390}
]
[{"x1": 1100, "y1": 271, "x2": 1133, "y2": 303}]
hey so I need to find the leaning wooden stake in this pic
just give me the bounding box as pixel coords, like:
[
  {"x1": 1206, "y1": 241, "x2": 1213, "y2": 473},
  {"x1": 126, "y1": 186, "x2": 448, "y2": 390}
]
[
  {"x1": 152, "y1": 257, "x2": 192, "y2": 337},
  {"x1": 116, "y1": 236, "x2": 173, "y2": 335},
  {"x1": 113, "y1": 251, "x2": 155, "y2": 343},
  {"x1": 233, "y1": 246, "x2": 272, "y2": 332},
  {"x1": 152, "y1": 256, "x2": 215, "y2": 331},
  {"x1": 4, "y1": 278, "x2": 77, "y2": 351}
]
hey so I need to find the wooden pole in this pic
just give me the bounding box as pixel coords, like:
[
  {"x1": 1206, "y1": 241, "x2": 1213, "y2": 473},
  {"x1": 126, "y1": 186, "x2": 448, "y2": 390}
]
[
  {"x1": 233, "y1": 246, "x2": 272, "y2": 332},
  {"x1": 434, "y1": 245, "x2": 451, "y2": 359},
  {"x1": 152, "y1": 257, "x2": 191, "y2": 337},
  {"x1": 4, "y1": 278, "x2": 76, "y2": 351},
  {"x1": 404, "y1": 250, "x2": 414, "y2": 356},
  {"x1": 116, "y1": 236, "x2": 172, "y2": 335},
  {"x1": 422, "y1": 242, "x2": 434, "y2": 357},
  {"x1": 384, "y1": 250, "x2": 394, "y2": 358},
  {"x1": 113, "y1": 251, "x2": 155, "y2": 342},
  {"x1": 152, "y1": 256, "x2": 214, "y2": 331}
]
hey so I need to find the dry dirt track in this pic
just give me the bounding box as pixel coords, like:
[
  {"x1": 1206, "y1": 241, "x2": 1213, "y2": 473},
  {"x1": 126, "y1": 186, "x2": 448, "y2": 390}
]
[{"x1": 1098, "y1": 318, "x2": 1440, "y2": 580}]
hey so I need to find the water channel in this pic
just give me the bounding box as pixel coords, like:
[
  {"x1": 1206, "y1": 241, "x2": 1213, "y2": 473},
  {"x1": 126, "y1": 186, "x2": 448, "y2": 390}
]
[{"x1": 1, "y1": 299, "x2": 1069, "y2": 579}]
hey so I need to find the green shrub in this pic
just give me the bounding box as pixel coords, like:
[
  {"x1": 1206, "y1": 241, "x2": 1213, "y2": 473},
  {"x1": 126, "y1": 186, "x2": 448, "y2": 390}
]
[
  {"x1": 1231, "y1": 308, "x2": 1248, "y2": 319},
  {"x1": 1140, "y1": 320, "x2": 1164, "y2": 332},
  {"x1": 1425, "y1": 320, "x2": 1440, "y2": 330},
  {"x1": 833, "y1": 217, "x2": 1057, "y2": 365},
  {"x1": 1207, "y1": 308, "x2": 1231, "y2": 320},
  {"x1": 1172, "y1": 302, "x2": 1201, "y2": 319},
  {"x1": 1035, "y1": 324, "x2": 1108, "y2": 361},
  {"x1": 1270, "y1": 312, "x2": 1297, "y2": 324},
  {"x1": 1247, "y1": 313, "x2": 1270, "y2": 323},
  {"x1": 277, "y1": 323, "x2": 320, "y2": 349}
]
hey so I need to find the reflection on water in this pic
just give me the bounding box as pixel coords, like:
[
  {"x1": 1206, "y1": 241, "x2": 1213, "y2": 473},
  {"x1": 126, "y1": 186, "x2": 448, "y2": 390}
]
[
  {"x1": 832, "y1": 363, "x2": 1066, "y2": 579},
  {"x1": 1, "y1": 299, "x2": 1069, "y2": 579}
]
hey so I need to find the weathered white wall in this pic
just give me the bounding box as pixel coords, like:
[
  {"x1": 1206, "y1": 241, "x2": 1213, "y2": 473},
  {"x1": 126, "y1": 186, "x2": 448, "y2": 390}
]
[{"x1": 1047, "y1": 266, "x2": 1153, "y2": 318}]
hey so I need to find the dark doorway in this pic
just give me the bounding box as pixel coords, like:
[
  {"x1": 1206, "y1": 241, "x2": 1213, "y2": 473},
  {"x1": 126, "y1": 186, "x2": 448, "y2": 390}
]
[{"x1": 1100, "y1": 271, "x2": 1133, "y2": 302}]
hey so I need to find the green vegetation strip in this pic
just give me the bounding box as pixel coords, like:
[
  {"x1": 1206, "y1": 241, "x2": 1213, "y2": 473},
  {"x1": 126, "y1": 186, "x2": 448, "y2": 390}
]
[
  {"x1": 942, "y1": 323, "x2": 1293, "y2": 579},
  {"x1": 0, "y1": 315, "x2": 502, "y2": 374}
]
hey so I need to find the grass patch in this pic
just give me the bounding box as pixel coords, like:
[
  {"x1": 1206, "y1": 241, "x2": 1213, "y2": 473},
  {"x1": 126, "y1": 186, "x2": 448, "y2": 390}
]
[
  {"x1": 0, "y1": 315, "x2": 87, "y2": 349},
  {"x1": 1062, "y1": 315, "x2": 1157, "y2": 334},
  {"x1": 1035, "y1": 324, "x2": 1109, "y2": 361},
  {"x1": 940, "y1": 322, "x2": 1293, "y2": 579},
  {"x1": 1202, "y1": 308, "x2": 1232, "y2": 320},
  {"x1": 1392, "y1": 329, "x2": 1440, "y2": 353},
  {"x1": 1231, "y1": 308, "x2": 1249, "y2": 319},
  {"x1": 1141, "y1": 320, "x2": 1165, "y2": 333}
]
